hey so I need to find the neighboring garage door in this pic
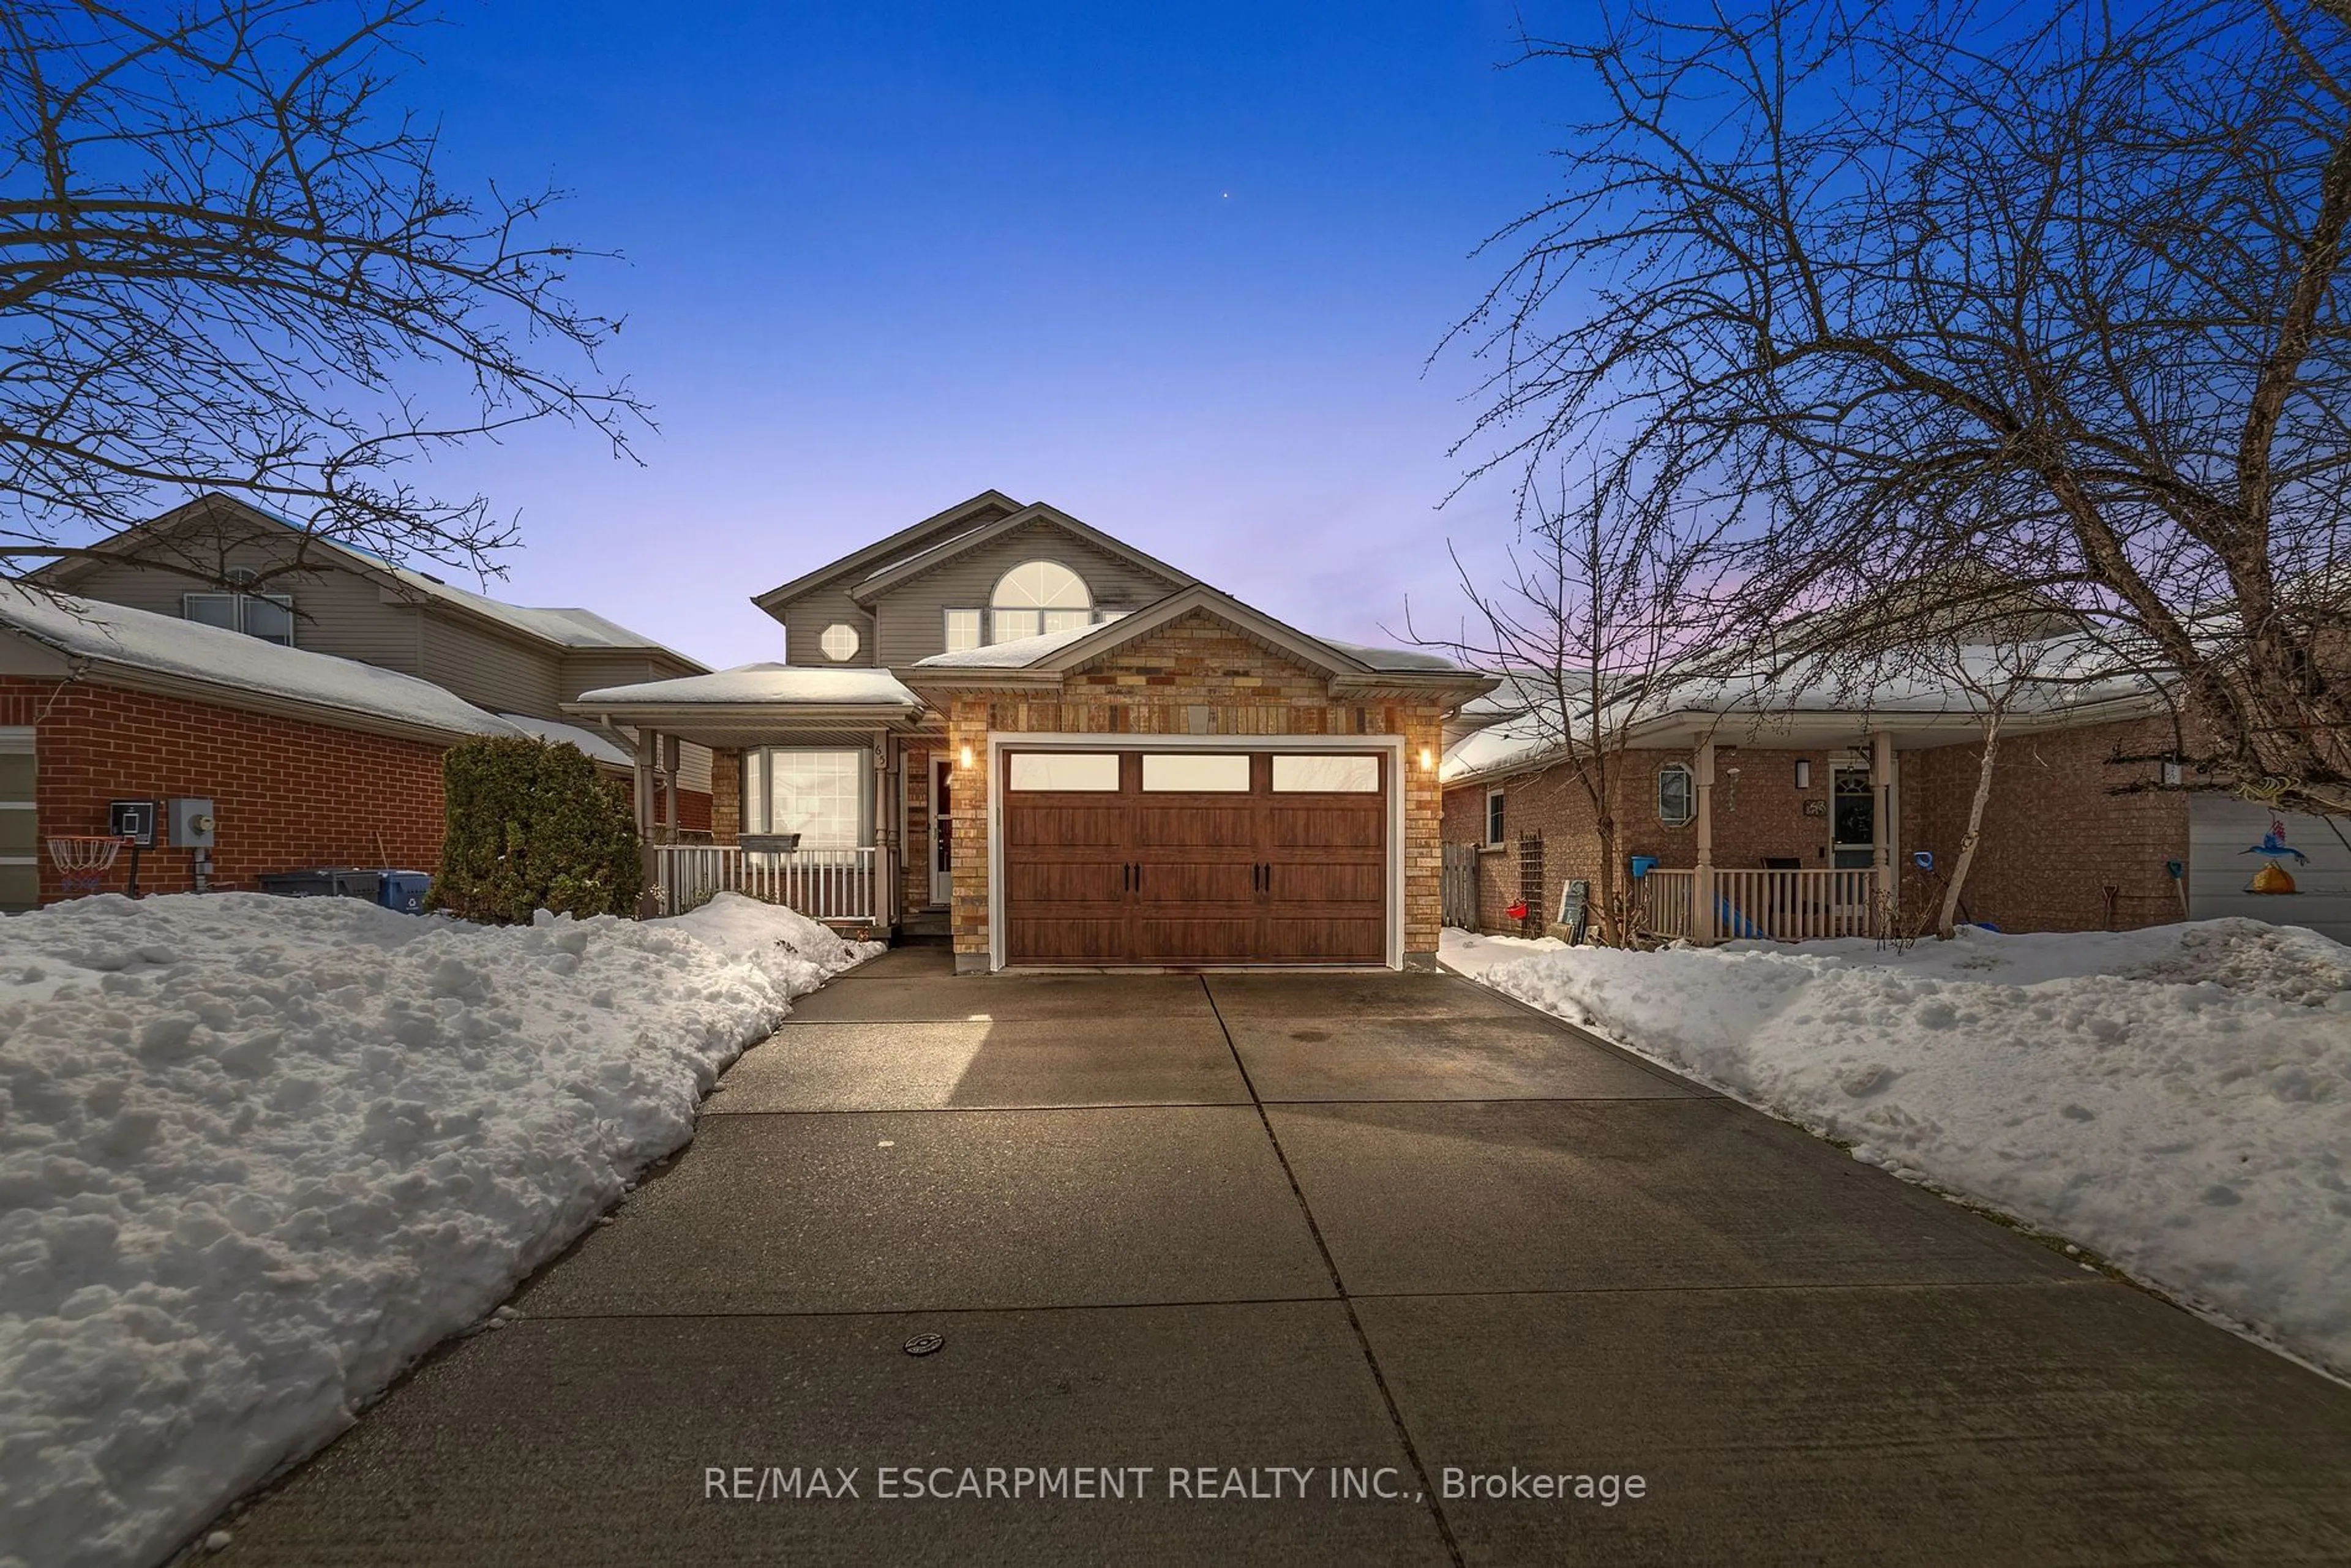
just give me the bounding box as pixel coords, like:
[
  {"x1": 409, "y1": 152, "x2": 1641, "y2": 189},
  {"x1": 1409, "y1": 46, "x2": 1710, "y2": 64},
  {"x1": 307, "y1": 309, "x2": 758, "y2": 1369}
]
[{"x1": 1003, "y1": 749, "x2": 1389, "y2": 966}]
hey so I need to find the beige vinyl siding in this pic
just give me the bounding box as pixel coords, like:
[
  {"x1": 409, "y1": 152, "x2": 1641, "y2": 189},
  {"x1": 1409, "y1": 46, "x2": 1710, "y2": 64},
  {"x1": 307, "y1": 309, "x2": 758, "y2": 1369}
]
[
  {"x1": 773, "y1": 583, "x2": 877, "y2": 668},
  {"x1": 869, "y1": 521, "x2": 1185, "y2": 667},
  {"x1": 560, "y1": 650, "x2": 701, "y2": 703},
  {"x1": 65, "y1": 553, "x2": 429, "y2": 676},
  {"x1": 417, "y1": 616, "x2": 564, "y2": 718}
]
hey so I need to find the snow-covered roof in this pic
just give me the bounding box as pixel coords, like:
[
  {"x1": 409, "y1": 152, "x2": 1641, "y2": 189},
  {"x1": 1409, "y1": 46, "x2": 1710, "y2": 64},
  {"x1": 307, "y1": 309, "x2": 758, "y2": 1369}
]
[
  {"x1": 0, "y1": 587, "x2": 520, "y2": 740},
  {"x1": 1439, "y1": 636, "x2": 2170, "y2": 784},
  {"x1": 912, "y1": 624, "x2": 1102, "y2": 669},
  {"x1": 68, "y1": 494, "x2": 708, "y2": 669},
  {"x1": 1321, "y1": 639, "x2": 1466, "y2": 674},
  {"x1": 497, "y1": 713, "x2": 632, "y2": 768},
  {"x1": 572, "y1": 662, "x2": 921, "y2": 708},
  {"x1": 381, "y1": 566, "x2": 688, "y2": 656}
]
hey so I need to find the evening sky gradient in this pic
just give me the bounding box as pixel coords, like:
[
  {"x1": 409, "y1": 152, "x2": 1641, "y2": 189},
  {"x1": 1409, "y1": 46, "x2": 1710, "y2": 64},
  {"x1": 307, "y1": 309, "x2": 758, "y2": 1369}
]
[{"x1": 417, "y1": 1, "x2": 1562, "y2": 668}]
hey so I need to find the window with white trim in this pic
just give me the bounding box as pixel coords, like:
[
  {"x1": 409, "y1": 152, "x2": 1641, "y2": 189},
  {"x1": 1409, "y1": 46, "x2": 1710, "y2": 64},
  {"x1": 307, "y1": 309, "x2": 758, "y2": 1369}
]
[
  {"x1": 943, "y1": 608, "x2": 983, "y2": 653},
  {"x1": 745, "y1": 748, "x2": 869, "y2": 847},
  {"x1": 183, "y1": 588, "x2": 294, "y2": 646},
  {"x1": 1485, "y1": 787, "x2": 1506, "y2": 847},
  {"x1": 818, "y1": 623, "x2": 861, "y2": 662},
  {"x1": 989, "y1": 560, "x2": 1091, "y2": 643},
  {"x1": 1657, "y1": 762, "x2": 1695, "y2": 827}
]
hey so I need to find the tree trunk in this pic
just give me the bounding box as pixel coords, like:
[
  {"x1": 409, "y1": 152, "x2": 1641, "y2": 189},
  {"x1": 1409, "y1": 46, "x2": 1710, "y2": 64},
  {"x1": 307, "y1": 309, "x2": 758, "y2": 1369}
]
[{"x1": 1937, "y1": 714, "x2": 2004, "y2": 940}]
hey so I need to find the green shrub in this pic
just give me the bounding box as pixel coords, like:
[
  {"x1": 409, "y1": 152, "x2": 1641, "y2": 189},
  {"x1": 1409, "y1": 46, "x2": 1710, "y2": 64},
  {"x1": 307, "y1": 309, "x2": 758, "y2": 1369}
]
[{"x1": 430, "y1": 736, "x2": 643, "y2": 923}]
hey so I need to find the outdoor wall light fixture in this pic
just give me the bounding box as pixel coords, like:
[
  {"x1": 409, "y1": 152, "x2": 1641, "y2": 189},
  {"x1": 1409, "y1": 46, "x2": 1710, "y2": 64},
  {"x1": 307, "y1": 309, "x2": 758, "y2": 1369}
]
[
  {"x1": 1419, "y1": 747, "x2": 1436, "y2": 771},
  {"x1": 959, "y1": 745, "x2": 975, "y2": 769},
  {"x1": 1794, "y1": 759, "x2": 1812, "y2": 789}
]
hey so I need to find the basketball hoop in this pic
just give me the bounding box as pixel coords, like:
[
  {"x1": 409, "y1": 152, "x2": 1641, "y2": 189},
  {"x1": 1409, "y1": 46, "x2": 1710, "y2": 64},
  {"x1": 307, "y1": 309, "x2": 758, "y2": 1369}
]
[{"x1": 48, "y1": 835, "x2": 128, "y2": 897}]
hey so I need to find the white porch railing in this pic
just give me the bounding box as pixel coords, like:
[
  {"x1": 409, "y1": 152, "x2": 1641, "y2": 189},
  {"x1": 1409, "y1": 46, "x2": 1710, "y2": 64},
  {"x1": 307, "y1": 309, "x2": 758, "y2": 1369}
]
[
  {"x1": 656, "y1": 844, "x2": 877, "y2": 921},
  {"x1": 1638, "y1": 868, "x2": 1881, "y2": 943}
]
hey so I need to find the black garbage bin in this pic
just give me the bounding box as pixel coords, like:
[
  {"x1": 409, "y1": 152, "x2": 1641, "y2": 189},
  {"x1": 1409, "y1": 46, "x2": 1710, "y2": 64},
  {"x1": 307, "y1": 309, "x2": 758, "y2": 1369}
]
[{"x1": 257, "y1": 868, "x2": 385, "y2": 902}]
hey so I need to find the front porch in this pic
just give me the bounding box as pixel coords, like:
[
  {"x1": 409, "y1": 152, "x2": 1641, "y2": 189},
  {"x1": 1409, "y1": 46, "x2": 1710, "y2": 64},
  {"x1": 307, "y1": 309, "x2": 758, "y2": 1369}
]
[{"x1": 561, "y1": 666, "x2": 942, "y2": 939}]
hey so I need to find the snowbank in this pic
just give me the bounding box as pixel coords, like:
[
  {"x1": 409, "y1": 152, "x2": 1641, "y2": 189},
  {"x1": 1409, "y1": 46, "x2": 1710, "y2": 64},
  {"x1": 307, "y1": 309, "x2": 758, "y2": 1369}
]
[
  {"x1": 0, "y1": 893, "x2": 874, "y2": 1568},
  {"x1": 1441, "y1": 920, "x2": 2351, "y2": 1378}
]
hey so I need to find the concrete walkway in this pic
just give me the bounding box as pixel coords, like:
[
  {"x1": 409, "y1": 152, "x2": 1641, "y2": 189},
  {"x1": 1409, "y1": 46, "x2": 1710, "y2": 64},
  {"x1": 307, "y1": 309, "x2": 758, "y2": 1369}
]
[{"x1": 217, "y1": 945, "x2": 2351, "y2": 1565}]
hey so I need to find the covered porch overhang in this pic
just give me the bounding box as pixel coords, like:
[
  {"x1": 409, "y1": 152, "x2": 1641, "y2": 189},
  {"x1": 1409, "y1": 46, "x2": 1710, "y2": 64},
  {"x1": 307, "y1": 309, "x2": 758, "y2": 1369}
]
[
  {"x1": 563, "y1": 667, "x2": 935, "y2": 929},
  {"x1": 1447, "y1": 691, "x2": 2167, "y2": 946}
]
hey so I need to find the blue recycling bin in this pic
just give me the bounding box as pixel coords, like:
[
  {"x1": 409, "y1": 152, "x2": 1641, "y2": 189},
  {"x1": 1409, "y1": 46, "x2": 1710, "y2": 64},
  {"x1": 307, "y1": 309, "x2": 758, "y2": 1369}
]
[
  {"x1": 377, "y1": 871, "x2": 432, "y2": 914},
  {"x1": 1628, "y1": 855, "x2": 1659, "y2": 880}
]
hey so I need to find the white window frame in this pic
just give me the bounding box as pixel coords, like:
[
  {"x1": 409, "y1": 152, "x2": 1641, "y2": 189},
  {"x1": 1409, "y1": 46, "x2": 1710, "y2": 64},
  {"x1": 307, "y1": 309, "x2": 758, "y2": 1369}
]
[
  {"x1": 182, "y1": 591, "x2": 295, "y2": 646},
  {"x1": 744, "y1": 746, "x2": 871, "y2": 847},
  {"x1": 1657, "y1": 762, "x2": 1695, "y2": 827},
  {"x1": 1485, "y1": 786, "x2": 1507, "y2": 848},
  {"x1": 989, "y1": 560, "x2": 1092, "y2": 644},
  {"x1": 818, "y1": 623, "x2": 861, "y2": 662},
  {"x1": 943, "y1": 608, "x2": 983, "y2": 654}
]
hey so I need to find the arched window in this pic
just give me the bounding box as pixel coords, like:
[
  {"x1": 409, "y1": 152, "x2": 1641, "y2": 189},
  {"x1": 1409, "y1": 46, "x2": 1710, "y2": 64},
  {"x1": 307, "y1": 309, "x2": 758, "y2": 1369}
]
[
  {"x1": 1657, "y1": 762, "x2": 1695, "y2": 827},
  {"x1": 990, "y1": 560, "x2": 1091, "y2": 643}
]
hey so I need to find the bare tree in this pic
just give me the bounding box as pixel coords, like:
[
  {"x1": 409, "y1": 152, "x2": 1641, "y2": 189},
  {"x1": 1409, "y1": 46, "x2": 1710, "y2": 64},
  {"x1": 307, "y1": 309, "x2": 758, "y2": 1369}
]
[
  {"x1": 1449, "y1": 0, "x2": 2351, "y2": 816},
  {"x1": 1418, "y1": 461, "x2": 1731, "y2": 947},
  {"x1": 0, "y1": 0, "x2": 645, "y2": 587}
]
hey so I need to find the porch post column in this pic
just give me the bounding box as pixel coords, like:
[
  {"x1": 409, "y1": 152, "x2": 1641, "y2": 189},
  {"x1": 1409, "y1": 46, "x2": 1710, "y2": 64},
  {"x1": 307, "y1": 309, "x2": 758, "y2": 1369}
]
[
  {"x1": 1693, "y1": 739, "x2": 1717, "y2": 946},
  {"x1": 632, "y1": 726, "x2": 658, "y2": 917},
  {"x1": 659, "y1": 733, "x2": 680, "y2": 844},
  {"x1": 872, "y1": 728, "x2": 893, "y2": 932},
  {"x1": 632, "y1": 727, "x2": 655, "y2": 838},
  {"x1": 1872, "y1": 730, "x2": 1895, "y2": 922}
]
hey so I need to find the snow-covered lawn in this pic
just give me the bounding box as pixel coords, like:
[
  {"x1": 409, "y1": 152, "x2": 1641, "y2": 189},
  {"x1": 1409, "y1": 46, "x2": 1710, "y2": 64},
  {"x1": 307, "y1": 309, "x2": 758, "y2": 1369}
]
[
  {"x1": 0, "y1": 892, "x2": 874, "y2": 1568},
  {"x1": 1442, "y1": 920, "x2": 2351, "y2": 1380}
]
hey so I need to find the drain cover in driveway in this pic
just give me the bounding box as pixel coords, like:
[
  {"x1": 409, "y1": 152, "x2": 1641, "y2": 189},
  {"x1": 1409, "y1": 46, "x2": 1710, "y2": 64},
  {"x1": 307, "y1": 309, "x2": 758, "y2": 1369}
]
[{"x1": 904, "y1": 1332, "x2": 945, "y2": 1357}]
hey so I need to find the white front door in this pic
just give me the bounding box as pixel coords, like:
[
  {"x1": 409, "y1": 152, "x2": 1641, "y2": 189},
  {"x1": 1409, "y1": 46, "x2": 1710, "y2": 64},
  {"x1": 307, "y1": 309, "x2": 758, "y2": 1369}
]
[{"x1": 931, "y1": 757, "x2": 953, "y2": 906}]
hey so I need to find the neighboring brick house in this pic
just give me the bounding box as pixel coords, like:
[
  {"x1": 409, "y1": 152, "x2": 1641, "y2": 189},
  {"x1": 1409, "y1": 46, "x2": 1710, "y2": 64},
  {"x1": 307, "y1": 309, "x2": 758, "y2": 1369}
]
[
  {"x1": 563, "y1": 492, "x2": 1492, "y2": 969},
  {"x1": 1438, "y1": 661, "x2": 2350, "y2": 945},
  {"x1": 32, "y1": 493, "x2": 715, "y2": 834},
  {"x1": 0, "y1": 588, "x2": 522, "y2": 909}
]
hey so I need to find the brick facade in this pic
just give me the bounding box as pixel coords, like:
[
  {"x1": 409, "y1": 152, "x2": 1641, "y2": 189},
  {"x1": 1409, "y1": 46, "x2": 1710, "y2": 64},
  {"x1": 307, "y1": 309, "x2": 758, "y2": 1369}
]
[
  {"x1": 929, "y1": 610, "x2": 1450, "y2": 965},
  {"x1": 1440, "y1": 719, "x2": 2188, "y2": 937},
  {"x1": 0, "y1": 678, "x2": 448, "y2": 903}
]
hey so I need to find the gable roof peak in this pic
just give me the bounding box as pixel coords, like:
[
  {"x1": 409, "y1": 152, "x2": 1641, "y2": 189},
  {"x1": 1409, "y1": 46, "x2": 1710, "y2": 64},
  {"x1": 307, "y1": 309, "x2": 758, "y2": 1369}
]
[{"x1": 749, "y1": 487, "x2": 1027, "y2": 617}]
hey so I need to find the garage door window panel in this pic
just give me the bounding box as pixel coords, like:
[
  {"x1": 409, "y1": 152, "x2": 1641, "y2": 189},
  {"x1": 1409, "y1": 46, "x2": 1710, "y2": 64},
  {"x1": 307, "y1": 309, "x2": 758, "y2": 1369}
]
[
  {"x1": 1141, "y1": 753, "x2": 1251, "y2": 792},
  {"x1": 1270, "y1": 754, "x2": 1380, "y2": 793},
  {"x1": 1008, "y1": 752, "x2": 1122, "y2": 792}
]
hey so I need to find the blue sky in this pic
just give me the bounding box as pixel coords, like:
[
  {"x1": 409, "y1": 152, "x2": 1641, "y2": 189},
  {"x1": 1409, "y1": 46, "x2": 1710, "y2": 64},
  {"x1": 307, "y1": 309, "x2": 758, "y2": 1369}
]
[{"x1": 417, "y1": 1, "x2": 1561, "y2": 667}]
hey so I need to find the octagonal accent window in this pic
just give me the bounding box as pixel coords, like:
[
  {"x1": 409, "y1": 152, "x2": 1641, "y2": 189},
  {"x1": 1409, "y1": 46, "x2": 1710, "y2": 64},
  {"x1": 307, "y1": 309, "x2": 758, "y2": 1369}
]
[{"x1": 819, "y1": 623, "x2": 861, "y2": 662}]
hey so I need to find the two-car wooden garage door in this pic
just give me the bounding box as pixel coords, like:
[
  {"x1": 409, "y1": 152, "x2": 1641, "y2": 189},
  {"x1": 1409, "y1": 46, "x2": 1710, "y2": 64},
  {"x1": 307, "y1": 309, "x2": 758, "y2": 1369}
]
[{"x1": 1003, "y1": 749, "x2": 1389, "y2": 966}]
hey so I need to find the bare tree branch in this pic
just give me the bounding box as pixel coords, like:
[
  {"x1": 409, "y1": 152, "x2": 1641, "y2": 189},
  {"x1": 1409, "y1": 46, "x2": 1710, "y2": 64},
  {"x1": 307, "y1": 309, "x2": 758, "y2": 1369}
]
[{"x1": 0, "y1": 0, "x2": 648, "y2": 582}]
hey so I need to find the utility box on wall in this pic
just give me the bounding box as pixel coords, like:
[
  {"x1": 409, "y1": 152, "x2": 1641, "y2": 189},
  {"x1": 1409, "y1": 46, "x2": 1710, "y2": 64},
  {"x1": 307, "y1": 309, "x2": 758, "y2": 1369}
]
[{"x1": 167, "y1": 797, "x2": 217, "y2": 849}]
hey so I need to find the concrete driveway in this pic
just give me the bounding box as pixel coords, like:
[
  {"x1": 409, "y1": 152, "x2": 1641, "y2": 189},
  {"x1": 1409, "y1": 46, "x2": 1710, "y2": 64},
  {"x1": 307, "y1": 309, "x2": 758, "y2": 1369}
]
[{"x1": 216, "y1": 944, "x2": 2351, "y2": 1565}]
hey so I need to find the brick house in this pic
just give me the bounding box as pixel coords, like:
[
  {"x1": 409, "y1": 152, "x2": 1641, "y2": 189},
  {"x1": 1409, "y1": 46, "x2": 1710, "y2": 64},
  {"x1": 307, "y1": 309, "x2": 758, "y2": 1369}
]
[
  {"x1": 1438, "y1": 658, "x2": 2351, "y2": 945},
  {"x1": 563, "y1": 491, "x2": 1494, "y2": 970},
  {"x1": 32, "y1": 493, "x2": 716, "y2": 834},
  {"x1": 0, "y1": 588, "x2": 524, "y2": 909}
]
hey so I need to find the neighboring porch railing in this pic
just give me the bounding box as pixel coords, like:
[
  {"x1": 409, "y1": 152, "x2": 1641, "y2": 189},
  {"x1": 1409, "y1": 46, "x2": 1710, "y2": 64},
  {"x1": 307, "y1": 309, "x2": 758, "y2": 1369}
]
[
  {"x1": 1638, "y1": 867, "x2": 1880, "y2": 943},
  {"x1": 655, "y1": 844, "x2": 877, "y2": 922}
]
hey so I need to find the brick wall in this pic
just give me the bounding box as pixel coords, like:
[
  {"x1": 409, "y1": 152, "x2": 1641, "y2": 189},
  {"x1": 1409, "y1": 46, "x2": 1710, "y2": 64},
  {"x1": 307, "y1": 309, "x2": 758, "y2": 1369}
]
[
  {"x1": 708, "y1": 749, "x2": 741, "y2": 845},
  {"x1": 1897, "y1": 719, "x2": 2186, "y2": 932},
  {"x1": 1441, "y1": 721, "x2": 2189, "y2": 937},
  {"x1": 928, "y1": 610, "x2": 1452, "y2": 963},
  {"x1": 0, "y1": 678, "x2": 448, "y2": 902}
]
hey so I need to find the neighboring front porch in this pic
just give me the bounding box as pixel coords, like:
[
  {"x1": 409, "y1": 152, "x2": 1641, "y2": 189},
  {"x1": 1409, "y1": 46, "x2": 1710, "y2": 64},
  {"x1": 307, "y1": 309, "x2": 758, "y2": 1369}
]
[
  {"x1": 1453, "y1": 729, "x2": 1913, "y2": 947},
  {"x1": 1638, "y1": 732, "x2": 1903, "y2": 945}
]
